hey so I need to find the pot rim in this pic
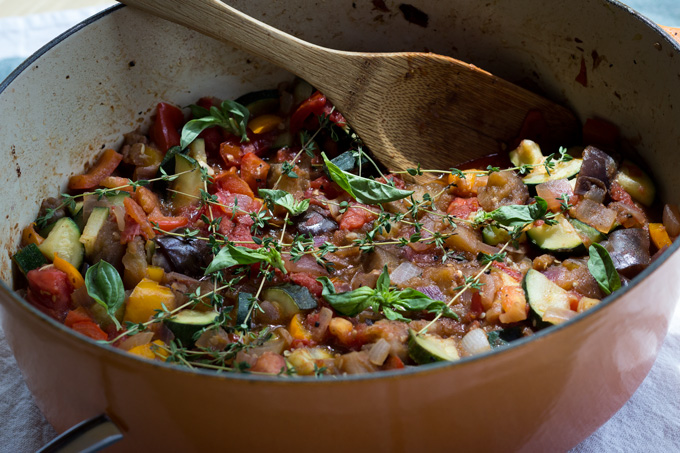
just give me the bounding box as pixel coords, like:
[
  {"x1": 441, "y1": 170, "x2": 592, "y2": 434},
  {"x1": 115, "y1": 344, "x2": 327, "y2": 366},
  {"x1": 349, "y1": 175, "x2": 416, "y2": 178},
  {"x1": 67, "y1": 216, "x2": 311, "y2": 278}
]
[{"x1": 1, "y1": 1, "x2": 678, "y2": 384}]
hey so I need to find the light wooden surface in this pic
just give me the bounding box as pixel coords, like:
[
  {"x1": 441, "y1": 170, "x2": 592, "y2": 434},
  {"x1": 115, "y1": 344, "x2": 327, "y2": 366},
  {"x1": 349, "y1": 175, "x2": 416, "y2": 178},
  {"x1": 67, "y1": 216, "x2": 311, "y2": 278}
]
[{"x1": 0, "y1": 0, "x2": 113, "y2": 17}]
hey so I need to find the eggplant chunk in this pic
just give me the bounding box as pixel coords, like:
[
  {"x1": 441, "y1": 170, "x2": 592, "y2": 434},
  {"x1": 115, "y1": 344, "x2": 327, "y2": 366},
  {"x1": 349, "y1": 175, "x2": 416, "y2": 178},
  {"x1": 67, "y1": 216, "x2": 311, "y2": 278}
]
[
  {"x1": 603, "y1": 228, "x2": 651, "y2": 279},
  {"x1": 574, "y1": 146, "x2": 617, "y2": 198},
  {"x1": 154, "y1": 235, "x2": 213, "y2": 278},
  {"x1": 296, "y1": 208, "x2": 338, "y2": 236}
]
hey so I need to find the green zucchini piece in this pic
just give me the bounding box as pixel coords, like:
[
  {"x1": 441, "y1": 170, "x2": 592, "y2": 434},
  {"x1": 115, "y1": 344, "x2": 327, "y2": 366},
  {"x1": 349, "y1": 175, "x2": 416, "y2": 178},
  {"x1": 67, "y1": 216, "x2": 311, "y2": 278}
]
[
  {"x1": 482, "y1": 225, "x2": 511, "y2": 246},
  {"x1": 38, "y1": 217, "x2": 84, "y2": 268},
  {"x1": 80, "y1": 207, "x2": 110, "y2": 257},
  {"x1": 263, "y1": 284, "x2": 317, "y2": 319},
  {"x1": 235, "y1": 89, "x2": 280, "y2": 116},
  {"x1": 527, "y1": 214, "x2": 583, "y2": 253},
  {"x1": 68, "y1": 200, "x2": 84, "y2": 217},
  {"x1": 171, "y1": 139, "x2": 204, "y2": 212},
  {"x1": 408, "y1": 329, "x2": 460, "y2": 364},
  {"x1": 292, "y1": 79, "x2": 314, "y2": 105},
  {"x1": 509, "y1": 139, "x2": 543, "y2": 167},
  {"x1": 522, "y1": 269, "x2": 571, "y2": 325},
  {"x1": 569, "y1": 218, "x2": 606, "y2": 246},
  {"x1": 164, "y1": 310, "x2": 219, "y2": 347},
  {"x1": 236, "y1": 292, "x2": 255, "y2": 327},
  {"x1": 104, "y1": 192, "x2": 130, "y2": 207},
  {"x1": 615, "y1": 160, "x2": 655, "y2": 207},
  {"x1": 13, "y1": 243, "x2": 48, "y2": 275},
  {"x1": 522, "y1": 159, "x2": 583, "y2": 185}
]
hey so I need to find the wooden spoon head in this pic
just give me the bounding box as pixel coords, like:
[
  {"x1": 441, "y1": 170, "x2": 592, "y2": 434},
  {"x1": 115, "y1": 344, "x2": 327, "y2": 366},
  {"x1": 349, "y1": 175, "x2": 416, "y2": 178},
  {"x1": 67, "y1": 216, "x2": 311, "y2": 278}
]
[{"x1": 329, "y1": 52, "x2": 580, "y2": 172}]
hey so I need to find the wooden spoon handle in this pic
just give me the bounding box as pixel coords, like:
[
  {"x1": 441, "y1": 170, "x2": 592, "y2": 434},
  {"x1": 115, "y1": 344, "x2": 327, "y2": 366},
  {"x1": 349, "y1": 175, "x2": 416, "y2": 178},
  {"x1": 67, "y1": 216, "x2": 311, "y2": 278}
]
[
  {"x1": 119, "y1": 0, "x2": 346, "y2": 91},
  {"x1": 661, "y1": 26, "x2": 680, "y2": 46}
]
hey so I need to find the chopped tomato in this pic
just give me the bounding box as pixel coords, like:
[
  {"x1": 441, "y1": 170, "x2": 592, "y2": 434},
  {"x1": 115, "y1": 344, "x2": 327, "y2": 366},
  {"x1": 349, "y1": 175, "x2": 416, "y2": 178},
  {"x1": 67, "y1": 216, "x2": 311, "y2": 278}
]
[
  {"x1": 610, "y1": 180, "x2": 635, "y2": 206},
  {"x1": 219, "y1": 141, "x2": 244, "y2": 168},
  {"x1": 447, "y1": 197, "x2": 480, "y2": 219},
  {"x1": 150, "y1": 102, "x2": 184, "y2": 152},
  {"x1": 214, "y1": 167, "x2": 255, "y2": 197},
  {"x1": 68, "y1": 149, "x2": 123, "y2": 190},
  {"x1": 491, "y1": 262, "x2": 523, "y2": 281},
  {"x1": 290, "y1": 273, "x2": 324, "y2": 297},
  {"x1": 310, "y1": 176, "x2": 343, "y2": 199},
  {"x1": 228, "y1": 223, "x2": 258, "y2": 249},
  {"x1": 339, "y1": 203, "x2": 378, "y2": 230},
  {"x1": 120, "y1": 216, "x2": 142, "y2": 244},
  {"x1": 376, "y1": 174, "x2": 406, "y2": 189},
  {"x1": 26, "y1": 268, "x2": 73, "y2": 321},
  {"x1": 240, "y1": 152, "x2": 270, "y2": 192},
  {"x1": 470, "y1": 291, "x2": 483, "y2": 317},
  {"x1": 215, "y1": 191, "x2": 261, "y2": 220},
  {"x1": 71, "y1": 320, "x2": 108, "y2": 341},
  {"x1": 64, "y1": 308, "x2": 93, "y2": 327},
  {"x1": 382, "y1": 355, "x2": 405, "y2": 370}
]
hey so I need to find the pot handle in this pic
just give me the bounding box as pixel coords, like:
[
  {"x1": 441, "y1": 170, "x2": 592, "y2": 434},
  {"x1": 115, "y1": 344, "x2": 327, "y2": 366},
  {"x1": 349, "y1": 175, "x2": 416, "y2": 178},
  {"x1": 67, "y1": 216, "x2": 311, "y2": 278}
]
[
  {"x1": 660, "y1": 25, "x2": 680, "y2": 45},
  {"x1": 36, "y1": 414, "x2": 123, "y2": 453}
]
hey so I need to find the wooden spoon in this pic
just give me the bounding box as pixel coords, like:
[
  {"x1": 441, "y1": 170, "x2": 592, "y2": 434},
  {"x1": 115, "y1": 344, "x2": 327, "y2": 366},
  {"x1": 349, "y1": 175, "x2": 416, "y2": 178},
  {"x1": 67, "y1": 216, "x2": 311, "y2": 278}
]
[{"x1": 121, "y1": 0, "x2": 580, "y2": 171}]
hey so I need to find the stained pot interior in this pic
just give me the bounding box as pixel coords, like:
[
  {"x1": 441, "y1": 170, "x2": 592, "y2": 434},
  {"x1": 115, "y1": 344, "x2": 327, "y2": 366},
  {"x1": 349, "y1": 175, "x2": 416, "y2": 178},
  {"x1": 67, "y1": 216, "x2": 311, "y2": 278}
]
[{"x1": 0, "y1": 1, "x2": 679, "y2": 299}]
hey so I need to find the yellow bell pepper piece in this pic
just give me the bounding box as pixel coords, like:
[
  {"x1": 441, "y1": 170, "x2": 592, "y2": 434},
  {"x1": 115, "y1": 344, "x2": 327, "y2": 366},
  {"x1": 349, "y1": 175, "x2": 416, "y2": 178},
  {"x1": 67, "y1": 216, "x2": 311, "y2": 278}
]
[
  {"x1": 124, "y1": 278, "x2": 175, "y2": 324},
  {"x1": 53, "y1": 253, "x2": 84, "y2": 289},
  {"x1": 128, "y1": 340, "x2": 169, "y2": 360},
  {"x1": 649, "y1": 223, "x2": 672, "y2": 249},
  {"x1": 145, "y1": 265, "x2": 165, "y2": 282},
  {"x1": 289, "y1": 313, "x2": 312, "y2": 341},
  {"x1": 248, "y1": 114, "x2": 282, "y2": 134}
]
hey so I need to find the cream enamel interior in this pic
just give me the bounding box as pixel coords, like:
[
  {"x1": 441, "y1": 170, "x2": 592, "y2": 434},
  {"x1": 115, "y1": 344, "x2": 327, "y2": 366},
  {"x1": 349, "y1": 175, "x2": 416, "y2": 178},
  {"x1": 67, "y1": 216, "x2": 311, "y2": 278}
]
[{"x1": 1, "y1": 1, "x2": 679, "y2": 451}]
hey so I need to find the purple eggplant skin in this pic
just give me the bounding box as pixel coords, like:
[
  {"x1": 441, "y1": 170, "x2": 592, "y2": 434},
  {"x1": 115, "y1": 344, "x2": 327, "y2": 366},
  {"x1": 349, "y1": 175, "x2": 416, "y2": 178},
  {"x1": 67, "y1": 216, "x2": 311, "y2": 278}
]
[
  {"x1": 575, "y1": 146, "x2": 618, "y2": 200},
  {"x1": 154, "y1": 234, "x2": 214, "y2": 278},
  {"x1": 296, "y1": 208, "x2": 338, "y2": 236},
  {"x1": 603, "y1": 228, "x2": 651, "y2": 279}
]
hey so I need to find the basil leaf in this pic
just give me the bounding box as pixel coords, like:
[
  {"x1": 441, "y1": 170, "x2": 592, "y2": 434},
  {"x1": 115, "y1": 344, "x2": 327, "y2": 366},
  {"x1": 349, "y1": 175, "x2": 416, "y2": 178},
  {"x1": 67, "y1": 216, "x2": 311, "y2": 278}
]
[
  {"x1": 382, "y1": 306, "x2": 410, "y2": 322},
  {"x1": 322, "y1": 153, "x2": 413, "y2": 205},
  {"x1": 375, "y1": 265, "x2": 390, "y2": 293},
  {"x1": 84, "y1": 260, "x2": 125, "y2": 330},
  {"x1": 486, "y1": 196, "x2": 548, "y2": 228},
  {"x1": 205, "y1": 244, "x2": 280, "y2": 275},
  {"x1": 587, "y1": 243, "x2": 621, "y2": 295},
  {"x1": 188, "y1": 104, "x2": 211, "y2": 119},
  {"x1": 258, "y1": 189, "x2": 310, "y2": 216},
  {"x1": 318, "y1": 277, "x2": 374, "y2": 316},
  {"x1": 180, "y1": 99, "x2": 250, "y2": 149}
]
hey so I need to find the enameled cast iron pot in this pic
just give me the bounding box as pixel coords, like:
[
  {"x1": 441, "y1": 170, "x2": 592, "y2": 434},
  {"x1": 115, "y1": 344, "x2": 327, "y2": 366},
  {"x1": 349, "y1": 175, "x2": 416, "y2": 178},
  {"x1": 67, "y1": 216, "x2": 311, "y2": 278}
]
[{"x1": 1, "y1": 1, "x2": 679, "y2": 451}]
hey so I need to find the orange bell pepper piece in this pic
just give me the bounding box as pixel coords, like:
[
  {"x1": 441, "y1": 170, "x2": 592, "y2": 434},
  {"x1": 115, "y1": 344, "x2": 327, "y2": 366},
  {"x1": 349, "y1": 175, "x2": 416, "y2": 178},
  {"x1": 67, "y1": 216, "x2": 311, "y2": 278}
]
[
  {"x1": 214, "y1": 166, "x2": 255, "y2": 197},
  {"x1": 134, "y1": 186, "x2": 162, "y2": 214},
  {"x1": 649, "y1": 223, "x2": 672, "y2": 249},
  {"x1": 123, "y1": 197, "x2": 156, "y2": 239},
  {"x1": 53, "y1": 253, "x2": 85, "y2": 289},
  {"x1": 248, "y1": 114, "x2": 282, "y2": 134},
  {"x1": 22, "y1": 223, "x2": 44, "y2": 246},
  {"x1": 100, "y1": 176, "x2": 133, "y2": 193},
  {"x1": 68, "y1": 149, "x2": 123, "y2": 190}
]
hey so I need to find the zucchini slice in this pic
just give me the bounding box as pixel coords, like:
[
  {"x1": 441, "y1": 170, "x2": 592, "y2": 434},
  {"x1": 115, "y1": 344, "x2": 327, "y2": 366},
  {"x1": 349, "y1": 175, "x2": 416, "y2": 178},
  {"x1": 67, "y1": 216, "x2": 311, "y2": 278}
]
[
  {"x1": 527, "y1": 214, "x2": 583, "y2": 253},
  {"x1": 407, "y1": 329, "x2": 460, "y2": 364},
  {"x1": 482, "y1": 225, "x2": 511, "y2": 246},
  {"x1": 235, "y1": 89, "x2": 280, "y2": 116},
  {"x1": 522, "y1": 269, "x2": 572, "y2": 325},
  {"x1": 615, "y1": 160, "x2": 655, "y2": 207},
  {"x1": 38, "y1": 217, "x2": 84, "y2": 268},
  {"x1": 263, "y1": 284, "x2": 317, "y2": 319},
  {"x1": 522, "y1": 159, "x2": 583, "y2": 186},
  {"x1": 569, "y1": 218, "x2": 606, "y2": 246},
  {"x1": 236, "y1": 292, "x2": 255, "y2": 327},
  {"x1": 80, "y1": 207, "x2": 110, "y2": 257},
  {"x1": 164, "y1": 310, "x2": 219, "y2": 347},
  {"x1": 171, "y1": 140, "x2": 205, "y2": 213},
  {"x1": 13, "y1": 243, "x2": 48, "y2": 275}
]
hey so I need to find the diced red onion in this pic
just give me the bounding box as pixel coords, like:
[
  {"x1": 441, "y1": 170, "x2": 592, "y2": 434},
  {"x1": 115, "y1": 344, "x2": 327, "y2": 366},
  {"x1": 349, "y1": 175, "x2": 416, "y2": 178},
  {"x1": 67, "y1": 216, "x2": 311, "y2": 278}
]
[
  {"x1": 368, "y1": 339, "x2": 391, "y2": 365},
  {"x1": 416, "y1": 285, "x2": 447, "y2": 302},
  {"x1": 283, "y1": 254, "x2": 328, "y2": 276},
  {"x1": 310, "y1": 307, "x2": 333, "y2": 341},
  {"x1": 390, "y1": 262, "x2": 421, "y2": 285},
  {"x1": 542, "y1": 307, "x2": 577, "y2": 325},
  {"x1": 663, "y1": 204, "x2": 680, "y2": 237},
  {"x1": 536, "y1": 179, "x2": 573, "y2": 212},
  {"x1": 118, "y1": 332, "x2": 154, "y2": 351},
  {"x1": 460, "y1": 328, "x2": 491, "y2": 356},
  {"x1": 112, "y1": 205, "x2": 126, "y2": 232}
]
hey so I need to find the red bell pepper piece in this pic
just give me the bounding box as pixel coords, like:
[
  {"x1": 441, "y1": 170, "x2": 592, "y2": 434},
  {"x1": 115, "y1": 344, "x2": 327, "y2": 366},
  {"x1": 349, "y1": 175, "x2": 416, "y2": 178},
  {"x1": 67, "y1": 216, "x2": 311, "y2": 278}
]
[
  {"x1": 26, "y1": 268, "x2": 73, "y2": 321},
  {"x1": 150, "y1": 102, "x2": 184, "y2": 152},
  {"x1": 289, "y1": 91, "x2": 347, "y2": 135},
  {"x1": 123, "y1": 197, "x2": 156, "y2": 239},
  {"x1": 148, "y1": 208, "x2": 189, "y2": 231},
  {"x1": 68, "y1": 149, "x2": 123, "y2": 190}
]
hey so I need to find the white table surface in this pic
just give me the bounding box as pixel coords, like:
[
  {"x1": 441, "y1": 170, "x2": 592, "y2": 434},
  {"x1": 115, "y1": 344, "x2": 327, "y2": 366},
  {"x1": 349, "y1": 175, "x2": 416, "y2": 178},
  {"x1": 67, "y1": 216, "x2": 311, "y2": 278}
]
[{"x1": 0, "y1": 2, "x2": 679, "y2": 452}]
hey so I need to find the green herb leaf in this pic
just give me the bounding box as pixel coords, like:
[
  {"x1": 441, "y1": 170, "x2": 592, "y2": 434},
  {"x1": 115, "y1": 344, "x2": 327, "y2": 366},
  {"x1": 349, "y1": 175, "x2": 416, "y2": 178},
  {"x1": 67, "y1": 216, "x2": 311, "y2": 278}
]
[
  {"x1": 180, "y1": 100, "x2": 250, "y2": 149},
  {"x1": 205, "y1": 244, "x2": 287, "y2": 275},
  {"x1": 258, "y1": 189, "x2": 310, "y2": 216},
  {"x1": 322, "y1": 153, "x2": 413, "y2": 205},
  {"x1": 318, "y1": 277, "x2": 375, "y2": 316},
  {"x1": 84, "y1": 260, "x2": 125, "y2": 330},
  {"x1": 483, "y1": 196, "x2": 548, "y2": 228},
  {"x1": 587, "y1": 243, "x2": 621, "y2": 295}
]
